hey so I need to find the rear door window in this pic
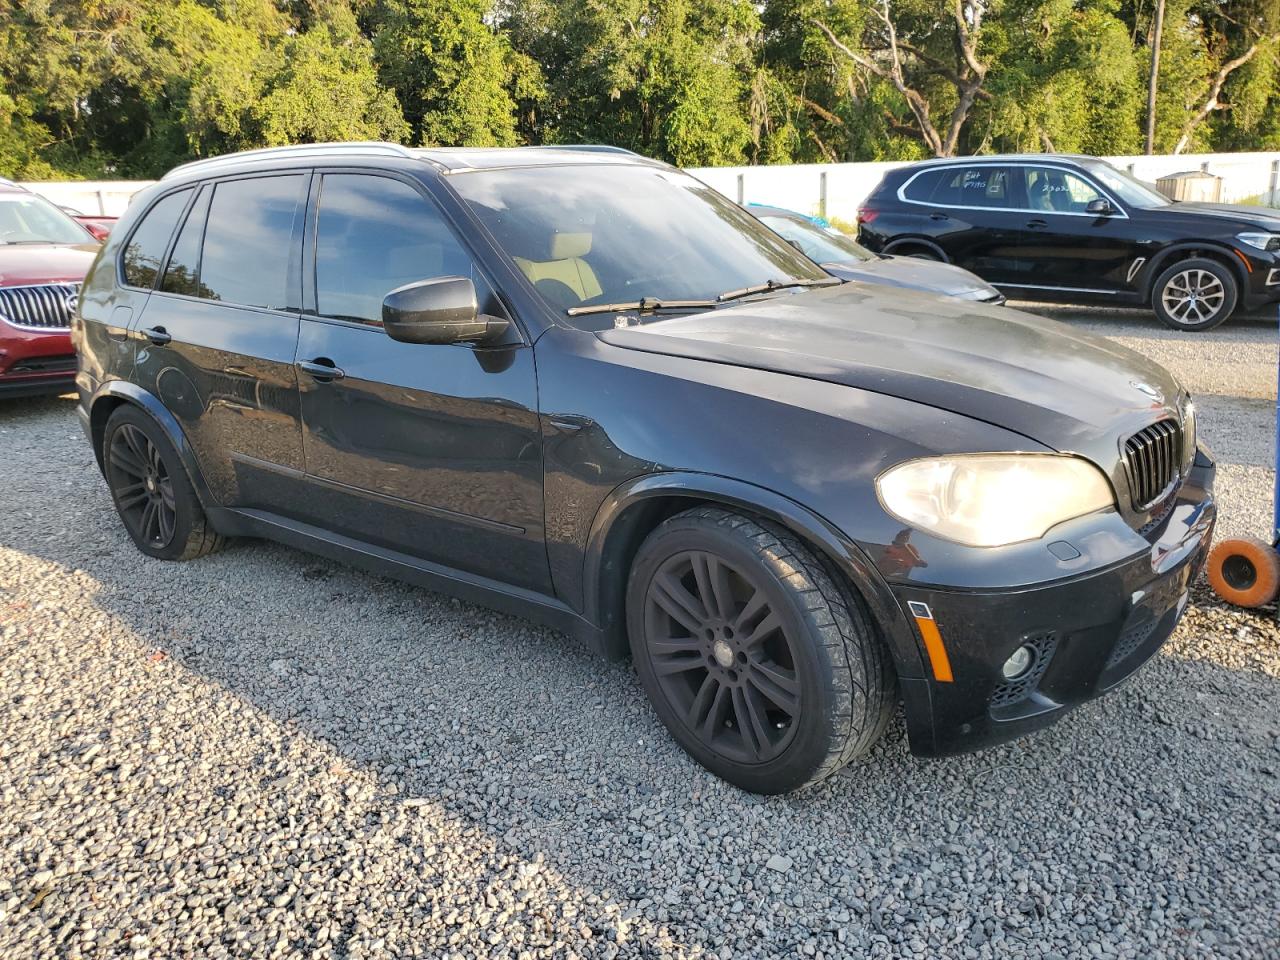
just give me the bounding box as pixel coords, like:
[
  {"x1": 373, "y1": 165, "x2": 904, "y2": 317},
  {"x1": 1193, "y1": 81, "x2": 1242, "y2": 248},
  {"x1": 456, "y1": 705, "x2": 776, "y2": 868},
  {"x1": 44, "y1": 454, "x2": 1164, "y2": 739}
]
[
  {"x1": 160, "y1": 186, "x2": 211, "y2": 297},
  {"x1": 199, "y1": 175, "x2": 307, "y2": 311},
  {"x1": 121, "y1": 188, "x2": 192, "y2": 288},
  {"x1": 930, "y1": 167, "x2": 1014, "y2": 208}
]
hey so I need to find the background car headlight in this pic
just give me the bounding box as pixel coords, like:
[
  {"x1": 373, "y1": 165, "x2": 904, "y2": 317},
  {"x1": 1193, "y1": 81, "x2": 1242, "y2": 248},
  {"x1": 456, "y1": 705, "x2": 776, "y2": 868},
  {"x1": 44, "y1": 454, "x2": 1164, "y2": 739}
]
[
  {"x1": 1235, "y1": 232, "x2": 1280, "y2": 252},
  {"x1": 876, "y1": 454, "x2": 1115, "y2": 547}
]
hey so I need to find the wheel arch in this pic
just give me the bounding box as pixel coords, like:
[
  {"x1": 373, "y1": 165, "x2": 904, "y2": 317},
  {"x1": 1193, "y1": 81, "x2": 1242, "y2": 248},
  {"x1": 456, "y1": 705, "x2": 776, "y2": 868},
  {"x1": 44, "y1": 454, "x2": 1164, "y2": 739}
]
[
  {"x1": 581, "y1": 472, "x2": 924, "y2": 677},
  {"x1": 1143, "y1": 242, "x2": 1248, "y2": 303},
  {"x1": 881, "y1": 237, "x2": 949, "y2": 262},
  {"x1": 89, "y1": 381, "x2": 215, "y2": 507}
]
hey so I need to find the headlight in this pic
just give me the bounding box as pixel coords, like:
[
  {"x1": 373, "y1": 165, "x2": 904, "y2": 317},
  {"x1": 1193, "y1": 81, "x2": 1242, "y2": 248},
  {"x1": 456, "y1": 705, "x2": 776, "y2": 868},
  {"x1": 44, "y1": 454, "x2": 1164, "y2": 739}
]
[
  {"x1": 1235, "y1": 232, "x2": 1280, "y2": 252},
  {"x1": 876, "y1": 454, "x2": 1115, "y2": 547},
  {"x1": 1180, "y1": 398, "x2": 1197, "y2": 470}
]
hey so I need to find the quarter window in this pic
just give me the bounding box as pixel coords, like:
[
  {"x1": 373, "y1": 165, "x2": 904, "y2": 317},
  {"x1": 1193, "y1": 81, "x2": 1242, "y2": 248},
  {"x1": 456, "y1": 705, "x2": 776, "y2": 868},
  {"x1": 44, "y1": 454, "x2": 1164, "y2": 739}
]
[
  {"x1": 1025, "y1": 168, "x2": 1105, "y2": 213},
  {"x1": 199, "y1": 175, "x2": 306, "y2": 310},
  {"x1": 901, "y1": 170, "x2": 944, "y2": 203},
  {"x1": 121, "y1": 189, "x2": 192, "y2": 288},
  {"x1": 313, "y1": 174, "x2": 485, "y2": 326}
]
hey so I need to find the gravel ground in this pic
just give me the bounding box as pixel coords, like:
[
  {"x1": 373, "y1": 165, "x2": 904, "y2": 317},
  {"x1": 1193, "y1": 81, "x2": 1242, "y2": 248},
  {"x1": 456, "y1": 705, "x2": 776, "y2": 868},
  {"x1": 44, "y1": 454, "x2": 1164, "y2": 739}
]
[{"x1": 1, "y1": 308, "x2": 1278, "y2": 959}]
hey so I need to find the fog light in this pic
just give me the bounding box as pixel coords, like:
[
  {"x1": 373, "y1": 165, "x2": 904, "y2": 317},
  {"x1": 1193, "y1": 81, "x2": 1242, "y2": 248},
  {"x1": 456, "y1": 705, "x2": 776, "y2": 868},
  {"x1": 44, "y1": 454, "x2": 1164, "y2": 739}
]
[{"x1": 1001, "y1": 645, "x2": 1035, "y2": 680}]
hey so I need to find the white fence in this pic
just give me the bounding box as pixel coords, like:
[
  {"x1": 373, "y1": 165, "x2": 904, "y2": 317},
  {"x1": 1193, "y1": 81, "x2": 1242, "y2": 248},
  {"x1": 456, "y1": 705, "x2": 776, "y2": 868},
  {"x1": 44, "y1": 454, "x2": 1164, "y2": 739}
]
[{"x1": 18, "y1": 151, "x2": 1280, "y2": 223}]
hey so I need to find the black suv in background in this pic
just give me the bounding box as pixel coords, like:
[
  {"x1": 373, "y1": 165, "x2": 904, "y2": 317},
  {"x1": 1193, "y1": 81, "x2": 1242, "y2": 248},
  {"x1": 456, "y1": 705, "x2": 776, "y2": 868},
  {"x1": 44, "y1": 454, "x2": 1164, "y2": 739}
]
[
  {"x1": 75, "y1": 144, "x2": 1215, "y2": 793},
  {"x1": 857, "y1": 154, "x2": 1280, "y2": 331}
]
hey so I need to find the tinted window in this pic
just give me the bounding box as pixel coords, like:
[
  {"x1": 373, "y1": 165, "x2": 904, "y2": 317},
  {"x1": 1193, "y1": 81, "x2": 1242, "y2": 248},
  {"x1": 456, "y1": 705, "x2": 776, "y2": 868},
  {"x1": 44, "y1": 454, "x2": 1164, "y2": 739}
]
[
  {"x1": 200, "y1": 176, "x2": 306, "y2": 310},
  {"x1": 901, "y1": 170, "x2": 944, "y2": 203},
  {"x1": 314, "y1": 174, "x2": 491, "y2": 326},
  {"x1": 930, "y1": 167, "x2": 1013, "y2": 208},
  {"x1": 160, "y1": 186, "x2": 210, "y2": 297},
  {"x1": 122, "y1": 189, "x2": 192, "y2": 288},
  {"x1": 1025, "y1": 167, "x2": 1104, "y2": 213}
]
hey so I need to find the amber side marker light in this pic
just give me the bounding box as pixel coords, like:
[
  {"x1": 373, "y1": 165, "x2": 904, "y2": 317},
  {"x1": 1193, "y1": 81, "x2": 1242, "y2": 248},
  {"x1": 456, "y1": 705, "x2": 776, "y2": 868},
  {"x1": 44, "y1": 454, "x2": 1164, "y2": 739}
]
[
  {"x1": 907, "y1": 600, "x2": 953, "y2": 683},
  {"x1": 1232, "y1": 248, "x2": 1254, "y2": 272}
]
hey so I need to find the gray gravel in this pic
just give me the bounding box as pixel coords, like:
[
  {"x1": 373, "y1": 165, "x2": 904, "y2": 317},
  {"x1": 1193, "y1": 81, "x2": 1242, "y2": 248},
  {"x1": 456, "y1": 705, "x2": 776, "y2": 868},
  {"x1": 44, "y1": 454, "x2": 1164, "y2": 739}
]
[{"x1": 2, "y1": 307, "x2": 1279, "y2": 959}]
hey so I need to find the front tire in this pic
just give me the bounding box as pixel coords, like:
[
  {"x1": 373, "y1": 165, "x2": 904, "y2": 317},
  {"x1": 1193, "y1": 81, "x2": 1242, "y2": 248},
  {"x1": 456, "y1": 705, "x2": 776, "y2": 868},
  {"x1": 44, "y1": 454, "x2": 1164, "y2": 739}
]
[
  {"x1": 103, "y1": 405, "x2": 224, "y2": 561},
  {"x1": 1151, "y1": 258, "x2": 1237, "y2": 331},
  {"x1": 626, "y1": 507, "x2": 894, "y2": 794}
]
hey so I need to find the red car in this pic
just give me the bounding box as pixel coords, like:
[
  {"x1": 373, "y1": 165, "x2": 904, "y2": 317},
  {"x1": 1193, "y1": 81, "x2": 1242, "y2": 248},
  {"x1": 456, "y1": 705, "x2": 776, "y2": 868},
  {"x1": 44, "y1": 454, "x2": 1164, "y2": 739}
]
[{"x1": 0, "y1": 179, "x2": 102, "y2": 398}]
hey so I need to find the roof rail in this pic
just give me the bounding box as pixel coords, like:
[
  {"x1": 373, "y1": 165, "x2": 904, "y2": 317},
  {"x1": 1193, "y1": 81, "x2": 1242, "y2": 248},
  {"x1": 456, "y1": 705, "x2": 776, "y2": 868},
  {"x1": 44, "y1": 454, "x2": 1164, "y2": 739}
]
[
  {"x1": 161, "y1": 142, "x2": 422, "y2": 180},
  {"x1": 529, "y1": 144, "x2": 642, "y2": 157}
]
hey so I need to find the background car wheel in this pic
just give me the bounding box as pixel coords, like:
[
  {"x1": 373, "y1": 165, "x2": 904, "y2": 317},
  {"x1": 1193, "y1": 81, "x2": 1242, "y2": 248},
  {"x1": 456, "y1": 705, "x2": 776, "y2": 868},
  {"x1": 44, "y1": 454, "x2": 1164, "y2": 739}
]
[
  {"x1": 1151, "y1": 258, "x2": 1237, "y2": 331},
  {"x1": 899, "y1": 249, "x2": 941, "y2": 262},
  {"x1": 626, "y1": 506, "x2": 894, "y2": 794},
  {"x1": 103, "y1": 405, "x2": 224, "y2": 561},
  {"x1": 1206, "y1": 537, "x2": 1280, "y2": 608}
]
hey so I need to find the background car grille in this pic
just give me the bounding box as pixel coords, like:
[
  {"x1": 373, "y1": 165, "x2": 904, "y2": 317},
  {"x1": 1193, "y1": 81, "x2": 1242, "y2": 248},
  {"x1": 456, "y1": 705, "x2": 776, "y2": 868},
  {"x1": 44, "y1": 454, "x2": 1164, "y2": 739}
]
[
  {"x1": 0, "y1": 283, "x2": 80, "y2": 330},
  {"x1": 1122, "y1": 418, "x2": 1182, "y2": 509}
]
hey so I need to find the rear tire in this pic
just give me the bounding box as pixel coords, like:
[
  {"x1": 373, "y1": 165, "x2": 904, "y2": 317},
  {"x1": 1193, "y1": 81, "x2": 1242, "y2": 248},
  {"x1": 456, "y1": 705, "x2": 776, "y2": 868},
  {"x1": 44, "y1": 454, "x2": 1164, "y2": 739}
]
[
  {"x1": 897, "y1": 248, "x2": 941, "y2": 262},
  {"x1": 103, "y1": 405, "x2": 224, "y2": 561},
  {"x1": 626, "y1": 506, "x2": 894, "y2": 794},
  {"x1": 1206, "y1": 537, "x2": 1280, "y2": 608},
  {"x1": 1151, "y1": 257, "x2": 1237, "y2": 332}
]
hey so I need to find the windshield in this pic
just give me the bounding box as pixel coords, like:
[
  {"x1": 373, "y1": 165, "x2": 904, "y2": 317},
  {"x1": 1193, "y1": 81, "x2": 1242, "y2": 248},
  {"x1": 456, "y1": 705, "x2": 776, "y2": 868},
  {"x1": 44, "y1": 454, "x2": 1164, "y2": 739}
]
[
  {"x1": 451, "y1": 164, "x2": 829, "y2": 323},
  {"x1": 0, "y1": 194, "x2": 93, "y2": 244},
  {"x1": 1083, "y1": 161, "x2": 1171, "y2": 209},
  {"x1": 757, "y1": 213, "x2": 874, "y2": 264}
]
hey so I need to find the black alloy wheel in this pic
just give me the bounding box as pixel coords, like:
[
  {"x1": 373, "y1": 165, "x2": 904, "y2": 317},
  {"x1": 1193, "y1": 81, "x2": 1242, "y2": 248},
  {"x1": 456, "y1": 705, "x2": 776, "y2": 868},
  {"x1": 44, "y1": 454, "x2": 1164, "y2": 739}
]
[
  {"x1": 643, "y1": 549, "x2": 802, "y2": 764},
  {"x1": 102, "y1": 405, "x2": 225, "y2": 561},
  {"x1": 627, "y1": 506, "x2": 894, "y2": 794},
  {"x1": 107, "y1": 422, "x2": 178, "y2": 549}
]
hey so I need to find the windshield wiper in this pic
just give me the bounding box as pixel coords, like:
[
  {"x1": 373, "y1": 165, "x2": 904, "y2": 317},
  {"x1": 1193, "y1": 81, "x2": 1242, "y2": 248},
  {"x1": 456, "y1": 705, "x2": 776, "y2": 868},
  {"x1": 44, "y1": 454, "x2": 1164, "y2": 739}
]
[
  {"x1": 566, "y1": 296, "x2": 717, "y2": 317},
  {"x1": 715, "y1": 276, "x2": 841, "y2": 302}
]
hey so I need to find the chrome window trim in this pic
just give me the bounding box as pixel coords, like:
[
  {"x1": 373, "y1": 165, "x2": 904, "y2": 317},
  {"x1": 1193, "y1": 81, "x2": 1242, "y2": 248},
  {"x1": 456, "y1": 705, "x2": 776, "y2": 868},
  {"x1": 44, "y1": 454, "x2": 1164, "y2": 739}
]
[{"x1": 896, "y1": 161, "x2": 1131, "y2": 220}]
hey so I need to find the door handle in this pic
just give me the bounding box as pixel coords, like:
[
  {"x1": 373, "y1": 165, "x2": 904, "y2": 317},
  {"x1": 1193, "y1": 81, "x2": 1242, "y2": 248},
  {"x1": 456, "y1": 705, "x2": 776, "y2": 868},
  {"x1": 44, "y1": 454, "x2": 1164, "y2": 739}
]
[
  {"x1": 929, "y1": 212, "x2": 949, "y2": 221},
  {"x1": 1026, "y1": 219, "x2": 1049, "y2": 230},
  {"x1": 297, "y1": 358, "x2": 345, "y2": 382},
  {"x1": 140, "y1": 326, "x2": 171, "y2": 346}
]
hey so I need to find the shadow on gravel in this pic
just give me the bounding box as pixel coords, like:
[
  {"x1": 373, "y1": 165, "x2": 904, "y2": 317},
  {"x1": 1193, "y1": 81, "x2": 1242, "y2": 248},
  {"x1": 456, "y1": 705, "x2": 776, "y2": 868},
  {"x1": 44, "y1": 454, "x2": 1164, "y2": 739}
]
[{"x1": 4, "y1": 394, "x2": 1280, "y2": 955}]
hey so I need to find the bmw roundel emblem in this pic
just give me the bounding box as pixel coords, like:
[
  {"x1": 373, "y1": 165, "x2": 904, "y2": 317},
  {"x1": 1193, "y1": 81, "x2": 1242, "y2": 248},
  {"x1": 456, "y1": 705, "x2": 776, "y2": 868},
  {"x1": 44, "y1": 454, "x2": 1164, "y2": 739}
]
[
  {"x1": 1130, "y1": 379, "x2": 1162, "y2": 403},
  {"x1": 64, "y1": 292, "x2": 79, "y2": 315}
]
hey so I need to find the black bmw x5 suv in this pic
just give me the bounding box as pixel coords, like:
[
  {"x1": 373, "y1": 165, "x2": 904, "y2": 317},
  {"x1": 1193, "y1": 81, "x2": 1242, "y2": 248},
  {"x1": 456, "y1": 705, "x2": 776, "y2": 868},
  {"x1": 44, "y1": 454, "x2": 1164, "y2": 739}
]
[
  {"x1": 75, "y1": 143, "x2": 1215, "y2": 793},
  {"x1": 857, "y1": 153, "x2": 1280, "y2": 331}
]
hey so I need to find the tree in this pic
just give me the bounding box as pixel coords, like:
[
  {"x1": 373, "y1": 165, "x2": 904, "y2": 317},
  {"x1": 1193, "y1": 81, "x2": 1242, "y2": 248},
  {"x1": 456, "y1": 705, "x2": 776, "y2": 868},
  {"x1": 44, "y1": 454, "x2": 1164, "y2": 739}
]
[
  {"x1": 813, "y1": 0, "x2": 993, "y2": 157},
  {"x1": 369, "y1": 0, "x2": 531, "y2": 147}
]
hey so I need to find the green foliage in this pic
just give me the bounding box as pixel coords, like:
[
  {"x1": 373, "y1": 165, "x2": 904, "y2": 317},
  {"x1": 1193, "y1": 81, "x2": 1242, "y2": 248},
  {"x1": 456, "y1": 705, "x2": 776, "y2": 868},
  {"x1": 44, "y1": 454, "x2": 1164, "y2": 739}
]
[{"x1": 2, "y1": 0, "x2": 1279, "y2": 179}]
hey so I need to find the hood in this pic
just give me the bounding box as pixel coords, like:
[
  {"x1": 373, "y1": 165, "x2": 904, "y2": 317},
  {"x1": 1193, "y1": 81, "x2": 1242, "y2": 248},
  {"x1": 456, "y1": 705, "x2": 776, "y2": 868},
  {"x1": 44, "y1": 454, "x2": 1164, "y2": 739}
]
[
  {"x1": 0, "y1": 243, "x2": 99, "y2": 287},
  {"x1": 821, "y1": 255, "x2": 998, "y2": 299},
  {"x1": 1156, "y1": 201, "x2": 1280, "y2": 230},
  {"x1": 596, "y1": 284, "x2": 1182, "y2": 455}
]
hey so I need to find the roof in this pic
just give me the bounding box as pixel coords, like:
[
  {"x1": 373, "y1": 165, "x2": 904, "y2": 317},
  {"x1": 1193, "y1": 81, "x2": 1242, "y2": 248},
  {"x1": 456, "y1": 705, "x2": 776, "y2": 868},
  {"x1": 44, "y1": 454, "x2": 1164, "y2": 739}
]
[
  {"x1": 903, "y1": 153, "x2": 1096, "y2": 169},
  {"x1": 160, "y1": 142, "x2": 657, "y2": 182},
  {"x1": 0, "y1": 177, "x2": 29, "y2": 194}
]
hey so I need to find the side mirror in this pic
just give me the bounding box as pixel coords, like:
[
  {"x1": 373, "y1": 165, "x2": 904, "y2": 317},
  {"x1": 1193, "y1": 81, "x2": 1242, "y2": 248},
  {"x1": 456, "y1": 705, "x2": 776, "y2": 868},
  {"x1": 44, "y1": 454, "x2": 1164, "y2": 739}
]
[
  {"x1": 1085, "y1": 198, "x2": 1114, "y2": 216},
  {"x1": 382, "y1": 277, "x2": 509, "y2": 345}
]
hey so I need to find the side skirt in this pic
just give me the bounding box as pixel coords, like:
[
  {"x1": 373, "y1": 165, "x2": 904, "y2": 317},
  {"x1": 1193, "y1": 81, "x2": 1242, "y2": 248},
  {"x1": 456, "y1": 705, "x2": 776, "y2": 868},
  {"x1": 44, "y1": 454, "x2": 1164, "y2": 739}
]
[{"x1": 207, "y1": 506, "x2": 609, "y2": 657}]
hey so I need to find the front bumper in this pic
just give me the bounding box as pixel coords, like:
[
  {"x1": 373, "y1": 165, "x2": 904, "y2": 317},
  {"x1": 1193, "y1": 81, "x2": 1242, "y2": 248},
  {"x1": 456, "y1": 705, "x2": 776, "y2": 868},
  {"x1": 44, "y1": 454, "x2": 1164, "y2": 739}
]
[
  {"x1": 0, "y1": 321, "x2": 75, "y2": 398},
  {"x1": 893, "y1": 459, "x2": 1216, "y2": 757}
]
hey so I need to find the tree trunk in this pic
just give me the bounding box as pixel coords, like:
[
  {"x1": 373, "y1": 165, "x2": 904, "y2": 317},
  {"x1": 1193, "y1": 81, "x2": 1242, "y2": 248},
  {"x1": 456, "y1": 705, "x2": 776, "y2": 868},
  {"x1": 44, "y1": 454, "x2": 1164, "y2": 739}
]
[{"x1": 1144, "y1": 0, "x2": 1164, "y2": 155}]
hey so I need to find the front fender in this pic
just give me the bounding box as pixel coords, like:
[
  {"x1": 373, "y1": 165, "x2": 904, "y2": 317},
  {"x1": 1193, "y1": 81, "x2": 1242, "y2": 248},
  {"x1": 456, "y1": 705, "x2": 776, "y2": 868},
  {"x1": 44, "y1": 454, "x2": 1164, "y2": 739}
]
[{"x1": 581, "y1": 470, "x2": 927, "y2": 678}]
